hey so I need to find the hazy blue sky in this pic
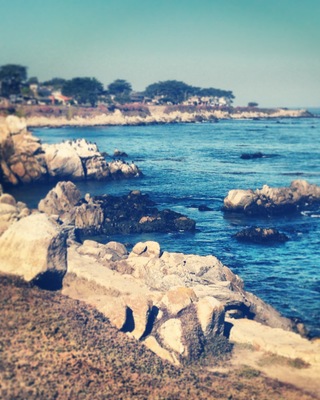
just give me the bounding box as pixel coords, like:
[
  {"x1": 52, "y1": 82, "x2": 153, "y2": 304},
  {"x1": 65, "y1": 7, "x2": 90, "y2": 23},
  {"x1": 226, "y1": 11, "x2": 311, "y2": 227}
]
[{"x1": 1, "y1": 0, "x2": 319, "y2": 107}]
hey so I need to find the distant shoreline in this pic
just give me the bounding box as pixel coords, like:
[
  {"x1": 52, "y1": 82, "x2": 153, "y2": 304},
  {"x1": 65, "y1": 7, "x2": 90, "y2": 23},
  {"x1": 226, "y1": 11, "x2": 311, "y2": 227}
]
[{"x1": 0, "y1": 104, "x2": 315, "y2": 128}]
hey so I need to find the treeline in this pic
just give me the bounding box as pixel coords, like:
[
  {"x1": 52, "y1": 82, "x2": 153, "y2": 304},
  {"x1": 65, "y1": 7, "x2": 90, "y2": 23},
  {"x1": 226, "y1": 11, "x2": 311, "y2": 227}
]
[{"x1": 0, "y1": 64, "x2": 235, "y2": 107}]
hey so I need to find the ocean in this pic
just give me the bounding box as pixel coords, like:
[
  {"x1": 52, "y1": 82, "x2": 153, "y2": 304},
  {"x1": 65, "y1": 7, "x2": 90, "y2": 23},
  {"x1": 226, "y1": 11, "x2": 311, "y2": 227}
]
[{"x1": 9, "y1": 115, "x2": 320, "y2": 337}]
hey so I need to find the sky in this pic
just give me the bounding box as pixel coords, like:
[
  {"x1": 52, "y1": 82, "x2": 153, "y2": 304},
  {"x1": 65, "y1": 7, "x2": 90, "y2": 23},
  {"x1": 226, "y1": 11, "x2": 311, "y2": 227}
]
[{"x1": 0, "y1": 0, "x2": 319, "y2": 107}]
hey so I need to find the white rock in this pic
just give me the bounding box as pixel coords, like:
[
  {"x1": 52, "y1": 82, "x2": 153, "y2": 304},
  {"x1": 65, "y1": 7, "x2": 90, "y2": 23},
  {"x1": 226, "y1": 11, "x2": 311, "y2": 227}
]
[
  {"x1": 197, "y1": 296, "x2": 225, "y2": 336},
  {"x1": 0, "y1": 213, "x2": 67, "y2": 282},
  {"x1": 159, "y1": 318, "x2": 185, "y2": 355}
]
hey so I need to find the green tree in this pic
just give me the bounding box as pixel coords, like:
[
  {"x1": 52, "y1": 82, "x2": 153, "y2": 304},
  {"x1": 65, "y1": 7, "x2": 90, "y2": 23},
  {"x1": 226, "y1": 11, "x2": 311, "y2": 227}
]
[
  {"x1": 107, "y1": 79, "x2": 132, "y2": 96},
  {"x1": 144, "y1": 80, "x2": 196, "y2": 104},
  {"x1": 42, "y1": 77, "x2": 66, "y2": 90},
  {"x1": 0, "y1": 64, "x2": 27, "y2": 98},
  {"x1": 62, "y1": 77, "x2": 104, "y2": 106},
  {"x1": 197, "y1": 87, "x2": 235, "y2": 101},
  {"x1": 248, "y1": 102, "x2": 259, "y2": 107}
]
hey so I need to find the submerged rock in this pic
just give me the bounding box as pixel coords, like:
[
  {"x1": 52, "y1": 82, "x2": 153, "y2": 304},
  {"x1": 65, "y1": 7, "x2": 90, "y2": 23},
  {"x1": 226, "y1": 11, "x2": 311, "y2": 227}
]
[
  {"x1": 234, "y1": 227, "x2": 289, "y2": 244},
  {"x1": 223, "y1": 180, "x2": 320, "y2": 216},
  {"x1": 240, "y1": 152, "x2": 264, "y2": 159}
]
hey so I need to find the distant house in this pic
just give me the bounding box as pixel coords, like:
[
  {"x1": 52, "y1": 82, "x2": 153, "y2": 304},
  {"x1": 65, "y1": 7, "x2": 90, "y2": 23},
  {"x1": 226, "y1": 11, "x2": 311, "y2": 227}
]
[{"x1": 50, "y1": 90, "x2": 73, "y2": 105}]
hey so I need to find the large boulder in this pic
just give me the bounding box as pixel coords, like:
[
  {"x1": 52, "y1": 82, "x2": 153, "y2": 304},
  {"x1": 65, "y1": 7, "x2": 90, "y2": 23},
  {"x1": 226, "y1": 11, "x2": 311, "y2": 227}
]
[
  {"x1": 0, "y1": 213, "x2": 67, "y2": 287},
  {"x1": 43, "y1": 143, "x2": 85, "y2": 180}
]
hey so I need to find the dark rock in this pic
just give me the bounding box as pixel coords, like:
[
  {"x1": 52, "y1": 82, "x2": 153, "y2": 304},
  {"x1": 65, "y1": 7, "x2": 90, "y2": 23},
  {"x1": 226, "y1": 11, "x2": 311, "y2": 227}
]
[
  {"x1": 240, "y1": 152, "x2": 264, "y2": 160},
  {"x1": 90, "y1": 191, "x2": 196, "y2": 235},
  {"x1": 113, "y1": 149, "x2": 128, "y2": 158},
  {"x1": 234, "y1": 227, "x2": 289, "y2": 244},
  {"x1": 39, "y1": 183, "x2": 196, "y2": 236},
  {"x1": 198, "y1": 205, "x2": 213, "y2": 212}
]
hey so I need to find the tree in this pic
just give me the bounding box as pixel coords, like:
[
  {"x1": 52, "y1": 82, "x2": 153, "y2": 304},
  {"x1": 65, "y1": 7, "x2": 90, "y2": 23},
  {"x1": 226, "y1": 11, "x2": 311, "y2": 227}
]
[
  {"x1": 248, "y1": 102, "x2": 259, "y2": 107},
  {"x1": 62, "y1": 77, "x2": 104, "y2": 106},
  {"x1": 107, "y1": 79, "x2": 132, "y2": 96},
  {"x1": 42, "y1": 77, "x2": 66, "y2": 90},
  {"x1": 144, "y1": 80, "x2": 195, "y2": 104},
  {"x1": 197, "y1": 87, "x2": 235, "y2": 101},
  {"x1": 0, "y1": 64, "x2": 27, "y2": 98}
]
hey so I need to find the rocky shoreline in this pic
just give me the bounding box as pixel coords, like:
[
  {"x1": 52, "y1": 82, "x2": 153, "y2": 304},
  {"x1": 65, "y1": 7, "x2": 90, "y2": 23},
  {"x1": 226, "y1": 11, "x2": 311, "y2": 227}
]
[
  {"x1": 1, "y1": 115, "x2": 320, "y2": 397},
  {"x1": 5, "y1": 105, "x2": 313, "y2": 128},
  {"x1": 1, "y1": 181, "x2": 320, "y2": 368}
]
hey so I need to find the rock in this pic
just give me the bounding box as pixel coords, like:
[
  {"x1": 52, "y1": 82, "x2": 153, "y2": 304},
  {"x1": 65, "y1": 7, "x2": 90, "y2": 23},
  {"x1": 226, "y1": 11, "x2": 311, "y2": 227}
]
[
  {"x1": 0, "y1": 193, "x2": 16, "y2": 206},
  {"x1": 39, "y1": 183, "x2": 193, "y2": 236},
  {"x1": 43, "y1": 143, "x2": 85, "y2": 179},
  {"x1": 143, "y1": 336, "x2": 180, "y2": 365},
  {"x1": 0, "y1": 116, "x2": 47, "y2": 185},
  {"x1": 198, "y1": 205, "x2": 213, "y2": 212},
  {"x1": 0, "y1": 118, "x2": 143, "y2": 185},
  {"x1": 240, "y1": 152, "x2": 264, "y2": 159},
  {"x1": 85, "y1": 156, "x2": 110, "y2": 180},
  {"x1": 0, "y1": 213, "x2": 67, "y2": 287},
  {"x1": 73, "y1": 203, "x2": 104, "y2": 230},
  {"x1": 108, "y1": 160, "x2": 141, "y2": 179},
  {"x1": 38, "y1": 181, "x2": 81, "y2": 217},
  {"x1": 105, "y1": 241, "x2": 128, "y2": 258},
  {"x1": 223, "y1": 189, "x2": 256, "y2": 211},
  {"x1": 228, "y1": 318, "x2": 320, "y2": 364},
  {"x1": 6, "y1": 115, "x2": 27, "y2": 135},
  {"x1": 0, "y1": 193, "x2": 30, "y2": 236},
  {"x1": 76, "y1": 240, "x2": 127, "y2": 263},
  {"x1": 131, "y1": 241, "x2": 161, "y2": 258},
  {"x1": 197, "y1": 297, "x2": 225, "y2": 336},
  {"x1": 223, "y1": 180, "x2": 320, "y2": 216},
  {"x1": 234, "y1": 227, "x2": 289, "y2": 244},
  {"x1": 113, "y1": 149, "x2": 128, "y2": 158},
  {"x1": 59, "y1": 240, "x2": 296, "y2": 364},
  {"x1": 161, "y1": 287, "x2": 198, "y2": 315},
  {"x1": 159, "y1": 318, "x2": 186, "y2": 355}
]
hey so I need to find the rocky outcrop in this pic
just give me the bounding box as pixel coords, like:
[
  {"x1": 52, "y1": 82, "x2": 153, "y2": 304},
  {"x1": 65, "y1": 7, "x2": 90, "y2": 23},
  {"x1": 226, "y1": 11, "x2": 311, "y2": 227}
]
[
  {"x1": 0, "y1": 116, "x2": 142, "y2": 186},
  {"x1": 223, "y1": 180, "x2": 320, "y2": 216},
  {"x1": 234, "y1": 227, "x2": 289, "y2": 244},
  {"x1": 0, "y1": 200, "x2": 303, "y2": 365},
  {"x1": 38, "y1": 183, "x2": 196, "y2": 235},
  {"x1": 42, "y1": 139, "x2": 141, "y2": 181},
  {"x1": 0, "y1": 213, "x2": 67, "y2": 287},
  {"x1": 61, "y1": 239, "x2": 294, "y2": 364}
]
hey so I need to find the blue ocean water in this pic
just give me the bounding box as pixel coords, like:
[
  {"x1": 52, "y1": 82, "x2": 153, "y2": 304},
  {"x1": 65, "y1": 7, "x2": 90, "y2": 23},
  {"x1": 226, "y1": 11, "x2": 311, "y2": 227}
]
[{"x1": 11, "y1": 116, "x2": 320, "y2": 337}]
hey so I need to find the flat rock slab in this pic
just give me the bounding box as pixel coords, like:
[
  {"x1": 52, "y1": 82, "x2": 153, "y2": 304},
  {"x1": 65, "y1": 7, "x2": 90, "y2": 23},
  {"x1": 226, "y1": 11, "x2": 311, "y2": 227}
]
[{"x1": 228, "y1": 318, "x2": 320, "y2": 365}]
